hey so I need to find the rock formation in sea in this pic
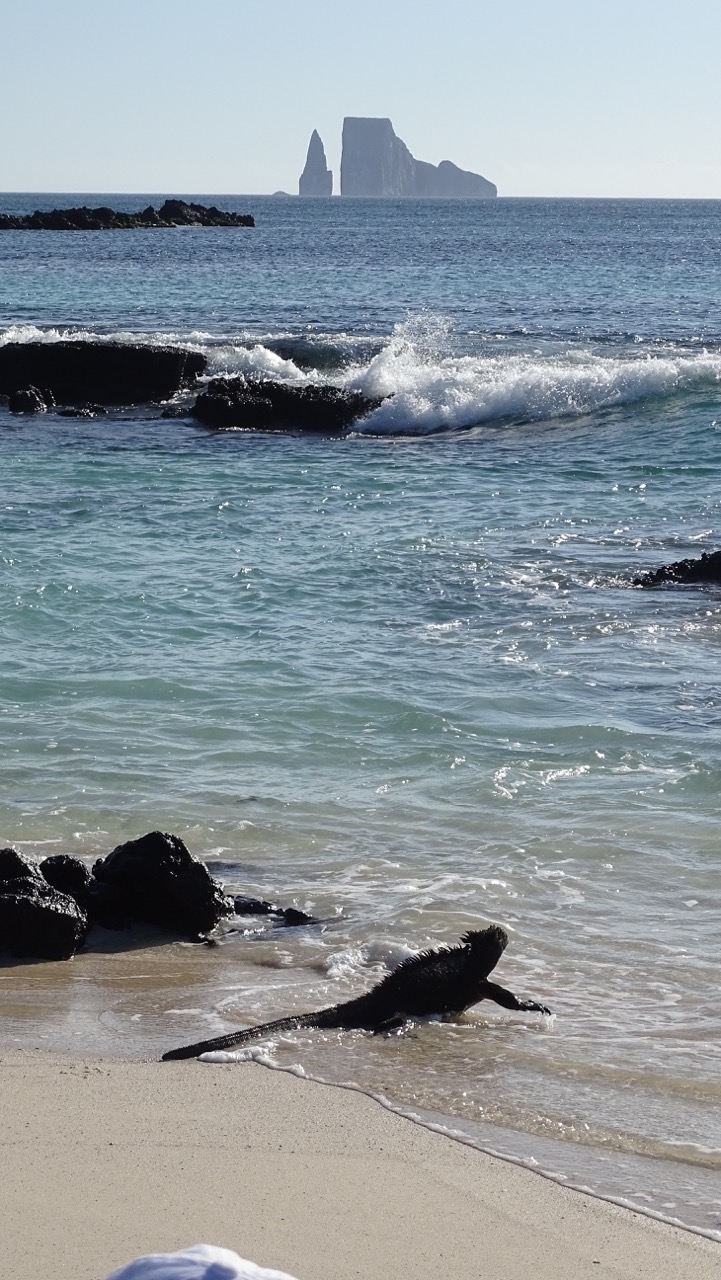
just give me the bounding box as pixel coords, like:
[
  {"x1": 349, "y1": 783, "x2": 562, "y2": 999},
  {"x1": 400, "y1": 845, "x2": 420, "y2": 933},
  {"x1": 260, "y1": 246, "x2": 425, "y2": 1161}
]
[
  {"x1": 192, "y1": 375, "x2": 382, "y2": 434},
  {"x1": 0, "y1": 200, "x2": 254, "y2": 231},
  {"x1": 0, "y1": 340, "x2": 206, "y2": 406},
  {"x1": 340, "y1": 117, "x2": 496, "y2": 198},
  {"x1": 634, "y1": 549, "x2": 721, "y2": 587},
  {"x1": 0, "y1": 340, "x2": 387, "y2": 430},
  {"x1": 298, "y1": 129, "x2": 333, "y2": 196}
]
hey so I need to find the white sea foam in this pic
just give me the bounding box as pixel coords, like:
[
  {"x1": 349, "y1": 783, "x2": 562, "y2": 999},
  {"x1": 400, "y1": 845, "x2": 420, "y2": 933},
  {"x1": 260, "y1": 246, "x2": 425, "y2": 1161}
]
[
  {"x1": 206, "y1": 343, "x2": 310, "y2": 384},
  {"x1": 346, "y1": 331, "x2": 721, "y2": 435},
  {"x1": 193, "y1": 321, "x2": 721, "y2": 436},
  {"x1": 201, "y1": 1045, "x2": 278, "y2": 1065},
  {"x1": 0, "y1": 324, "x2": 49, "y2": 345},
  {"x1": 0, "y1": 323, "x2": 208, "y2": 350},
  {"x1": 323, "y1": 940, "x2": 415, "y2": 980},
  {"x1": 197, "y1": 322, "x2": 721, "y2": 437}
]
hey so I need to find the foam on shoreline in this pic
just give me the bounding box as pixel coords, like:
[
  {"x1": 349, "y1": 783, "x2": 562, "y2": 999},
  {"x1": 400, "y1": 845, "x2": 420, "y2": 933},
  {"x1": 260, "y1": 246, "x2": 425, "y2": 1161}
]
[{"x1": 203, "y1": 1051, "x2": 721, "y2": 1245}]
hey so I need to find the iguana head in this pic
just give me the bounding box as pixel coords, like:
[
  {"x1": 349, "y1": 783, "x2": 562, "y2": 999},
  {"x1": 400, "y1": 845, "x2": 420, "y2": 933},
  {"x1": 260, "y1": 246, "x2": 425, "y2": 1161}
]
[{"x1": 461, "y1": 924, "x2": 509, "y2": 976}]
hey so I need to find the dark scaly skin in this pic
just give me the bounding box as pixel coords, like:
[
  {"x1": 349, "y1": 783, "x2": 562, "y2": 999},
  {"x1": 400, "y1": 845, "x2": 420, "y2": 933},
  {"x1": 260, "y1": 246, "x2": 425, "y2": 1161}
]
[{"x1": 162, "y1": 924, "x2": 551, "y2": 1061}]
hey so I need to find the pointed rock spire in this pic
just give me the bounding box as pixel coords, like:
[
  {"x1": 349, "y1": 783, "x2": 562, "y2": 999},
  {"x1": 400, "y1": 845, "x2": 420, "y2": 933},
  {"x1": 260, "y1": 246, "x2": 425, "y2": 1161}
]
[{"x1": 299, "y1": 130, "x2": 333, "y2": 196}]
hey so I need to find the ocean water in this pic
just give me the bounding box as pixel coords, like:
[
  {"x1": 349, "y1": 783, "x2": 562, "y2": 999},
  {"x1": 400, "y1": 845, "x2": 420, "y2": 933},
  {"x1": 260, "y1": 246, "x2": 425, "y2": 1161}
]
[{"x1": 1, "y1": 194, "x2": 720, "y2": 1240}]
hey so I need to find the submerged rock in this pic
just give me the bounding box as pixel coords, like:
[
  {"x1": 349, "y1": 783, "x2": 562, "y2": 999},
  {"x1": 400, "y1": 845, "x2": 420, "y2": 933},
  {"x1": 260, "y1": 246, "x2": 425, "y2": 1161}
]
[
  {"x1": 635, "y1": 550, "x2": 721, "y2": 587},
  {"x1": 91, "y1": 831, "x2": 236, "y2": 938},
  {"x1": 0, "y1": 341, "x2": 206, "y2": 406},
  {"x1": 234, "y1": 895, "x2": 319, "y2": 927},
  {"x1": 57, "y1": 403, "x2": 109, "y2": 418},
  {"x1": 299, "y1": 130, "x2": 333, "y2": 196},
  {"x1": 192, "y1": 376, "x2": 382, "y2": 434},
  {"x1": 0, "y1": 200, "x2": 254, "y2": 231}
]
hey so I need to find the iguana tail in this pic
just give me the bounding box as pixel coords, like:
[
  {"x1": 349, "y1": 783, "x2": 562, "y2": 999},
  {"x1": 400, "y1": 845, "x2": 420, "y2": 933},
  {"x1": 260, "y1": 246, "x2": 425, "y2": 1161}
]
[{"x1": 161, "y1": 1010, "x2": 324, "y2": 1061}]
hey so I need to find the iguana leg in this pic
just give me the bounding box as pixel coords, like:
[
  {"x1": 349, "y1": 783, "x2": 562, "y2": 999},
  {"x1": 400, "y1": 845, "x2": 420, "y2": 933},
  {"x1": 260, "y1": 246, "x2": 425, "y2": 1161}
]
[
  {"x1": 480, "y1": 980, "x2": 551, "y2": 1016},
  {"x1": 371, "y1": 1013, "x2": 410, "y2": 1035}
]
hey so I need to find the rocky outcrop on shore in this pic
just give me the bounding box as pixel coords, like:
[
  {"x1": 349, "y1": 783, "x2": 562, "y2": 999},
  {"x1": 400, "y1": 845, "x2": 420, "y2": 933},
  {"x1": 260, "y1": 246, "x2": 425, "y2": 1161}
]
[
  {"x1": 0, "y1": 848, "x2": 88, "y2": 960},
  {"x1": 89, "y1": 832, "x2": 236, "y2": 936},
  {"x1": 0, "y1": 831, "x2": 319, "y2": 961},
  {"x1": 340, "y1": 117, "x2": 496, "y2": 198},
  {"x1": 0, "y1": 833, "x2": 233, "y2": 959},
  {"x1": 635, "y1": 549, "x2": 721, "y2": 587},
  {"x1": 0, "y1": 340, "x2": 206, "y2": 406},
  {"x1": 191, "y1": 376, "x2": 382, "y2": 434},
  {"x1": 299, "y1": 130, "x2": 333, "y2": 196},
  {"x1": 0, "y1": 200, "x2": 254, "y2": 230}
]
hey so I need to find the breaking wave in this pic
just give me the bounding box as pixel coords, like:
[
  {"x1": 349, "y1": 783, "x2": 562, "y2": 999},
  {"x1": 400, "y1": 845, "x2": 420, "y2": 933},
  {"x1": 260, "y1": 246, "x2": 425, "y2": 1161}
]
[
  {"x1": 3, "y1": 317, "x2": 721, "y2": 436},
  {"x1": 345, "y1": 320, "x2": 721, "y2": 435},
  {"x1": 209, "y1": 323, "x2": 721, "y2": 436}
]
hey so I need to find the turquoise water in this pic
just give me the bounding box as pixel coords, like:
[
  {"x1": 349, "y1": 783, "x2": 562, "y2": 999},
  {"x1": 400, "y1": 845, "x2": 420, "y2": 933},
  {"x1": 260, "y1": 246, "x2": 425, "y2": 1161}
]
[{"x1": 1, "y1": 196, "x2": 720, "y2": 1238}]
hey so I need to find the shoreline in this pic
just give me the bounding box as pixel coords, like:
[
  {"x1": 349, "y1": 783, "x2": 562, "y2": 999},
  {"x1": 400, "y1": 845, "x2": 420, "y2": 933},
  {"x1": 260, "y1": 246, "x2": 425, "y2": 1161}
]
[
  {"x1": 358, "y1": 1093, "x2": 721, "y2": 1247},
  {"x1": 2, "y1": 932, "x2": 719, "y2": 1244},
  {"x1": 1, "y1": 1049, "x2": 719, "y2": 1280}
]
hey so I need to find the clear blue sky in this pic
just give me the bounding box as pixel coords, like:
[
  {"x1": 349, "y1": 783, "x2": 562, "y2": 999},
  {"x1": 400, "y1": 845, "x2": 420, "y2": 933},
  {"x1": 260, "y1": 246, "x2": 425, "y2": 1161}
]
[{"x1": 2, "y1": 0, "x2": 719, "y2": 197}]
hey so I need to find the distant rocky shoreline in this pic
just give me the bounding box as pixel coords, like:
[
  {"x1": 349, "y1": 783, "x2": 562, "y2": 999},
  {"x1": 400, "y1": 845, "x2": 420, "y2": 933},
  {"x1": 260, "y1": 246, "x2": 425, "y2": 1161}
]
[{"x1": 0, "y1": 199, "x2": 254, "y2": 231}]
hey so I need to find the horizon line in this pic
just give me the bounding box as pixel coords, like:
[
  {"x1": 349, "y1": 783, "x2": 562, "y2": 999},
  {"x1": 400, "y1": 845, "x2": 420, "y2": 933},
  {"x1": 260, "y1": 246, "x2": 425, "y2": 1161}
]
[{"x1": 1, "y1": 191, "x2": 720, "y2": 202}]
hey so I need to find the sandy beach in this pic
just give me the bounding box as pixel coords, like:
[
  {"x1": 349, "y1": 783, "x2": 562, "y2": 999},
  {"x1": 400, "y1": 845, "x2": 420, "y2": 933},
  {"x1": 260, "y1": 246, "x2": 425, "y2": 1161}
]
[{"x1": 0, "y1": 1049, "x2": 718, "y2": 1280}]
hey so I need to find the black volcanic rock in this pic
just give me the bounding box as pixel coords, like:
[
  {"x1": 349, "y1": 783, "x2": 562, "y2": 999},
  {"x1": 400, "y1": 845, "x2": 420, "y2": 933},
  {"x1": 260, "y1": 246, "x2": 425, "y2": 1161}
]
[
  {"x1": 8, "y1": 386, "x2": 48, "y2": 414},
  {"x1": 0, "y1": 200, "x2": 254, "y2": 231},
  {"x1": 0, "y1": 835, "x2": 324, "y2": 958},
  {"x1": 635, "y1": 550, "x2": 721, "y2": 588},
  {"x1": 0, "y1": 879, "x2": 88, "y2": 960},
  {"x1": 0, "y1": 849, "x2": 88, "y2": 960},
  {"x1": 234, "y1": 895, "x2": 319, "y2": 927},
  {"x1": 299, "y1": 130, "x2": 333, "y2": 196},
  {"x1": 0, "y1": 341, "x2": 205, "y2": 406},
  {"x1": 154, "y1": 200, "x2": 254, "y2": 228},
  {"x1": 0, "y1": 847, "x2": 41, "y2": 884},
  {"x1": 40, "y1": 854, "x2": 93, "y2": 903},
  {"x1": 90, "y1": 831, "x2": 236, "y2": 938},
  {"x1": 340, "y1": 117, "x2": 496, "y2": 198},
  {"x1": 57, "y1": 403, "x2": 109, "y2": 418},
  {"x1": 193, "y1": 384, "x2": 274, "y2": 430},
  {"x1": 192, "y1": 376, "x2": 382, "y2": 434}
]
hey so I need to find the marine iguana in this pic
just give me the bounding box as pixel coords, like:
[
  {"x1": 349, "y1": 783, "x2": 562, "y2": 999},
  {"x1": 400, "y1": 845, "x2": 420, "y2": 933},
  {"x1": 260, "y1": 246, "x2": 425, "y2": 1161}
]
[{"x1": 162, "y1": 924, "x2": 551, "y2": 1061}]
